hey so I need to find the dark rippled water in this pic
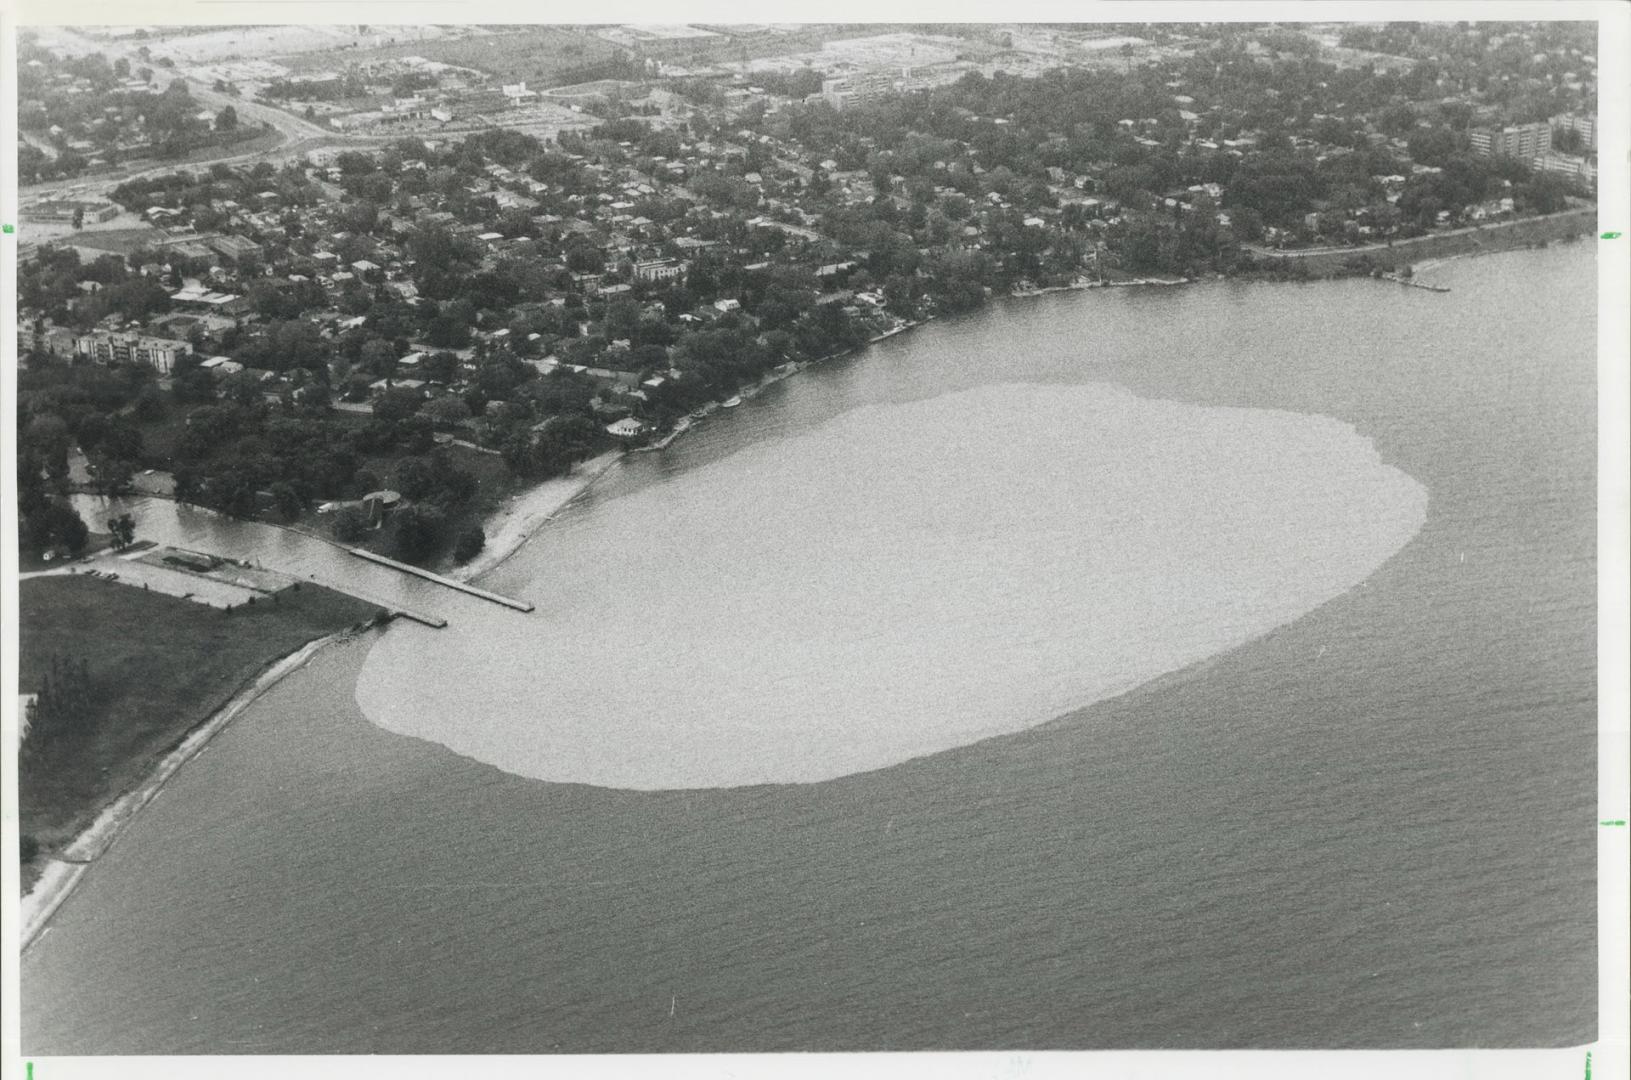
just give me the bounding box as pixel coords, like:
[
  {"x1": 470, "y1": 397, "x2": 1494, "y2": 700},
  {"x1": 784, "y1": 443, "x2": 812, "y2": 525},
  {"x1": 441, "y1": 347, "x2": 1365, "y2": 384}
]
[{"x1": 24, "y1": 244, "x2": 1596, "y2": 1052}]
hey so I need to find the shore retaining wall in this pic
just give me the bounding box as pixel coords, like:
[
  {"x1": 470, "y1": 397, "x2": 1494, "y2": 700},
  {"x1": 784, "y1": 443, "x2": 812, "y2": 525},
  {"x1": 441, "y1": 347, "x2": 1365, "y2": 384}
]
[{"x1": 1247, "y1": 207, "x2": 1597, "y2": 276}]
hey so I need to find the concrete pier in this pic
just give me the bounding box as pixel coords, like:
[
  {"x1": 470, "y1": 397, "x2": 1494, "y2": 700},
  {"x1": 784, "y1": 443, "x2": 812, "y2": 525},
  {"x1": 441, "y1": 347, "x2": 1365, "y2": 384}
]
[
  {"x1": 347, "y1": 548, "x2": 535, "y2": 612},
  {"x1": 390, "y1": 608, "x2": 449, "y2": 629}
]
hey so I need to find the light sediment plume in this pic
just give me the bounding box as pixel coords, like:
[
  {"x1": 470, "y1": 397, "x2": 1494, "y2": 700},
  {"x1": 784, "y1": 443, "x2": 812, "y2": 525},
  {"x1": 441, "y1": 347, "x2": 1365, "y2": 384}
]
[{"x1": 355, "y1": 380, "x2": 1428, "y2": 789}]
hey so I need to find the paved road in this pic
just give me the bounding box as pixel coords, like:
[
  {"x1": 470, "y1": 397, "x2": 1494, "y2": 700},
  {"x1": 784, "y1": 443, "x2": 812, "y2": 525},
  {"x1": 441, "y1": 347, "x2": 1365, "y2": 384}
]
[
  {"x1": 1241, "y1": 205, "x2": 1596, "y2": 260},
  {"x1": 19, "y1": 31, "x2": 396, "y2": 205},
  {"x1": 19, "y1": 27, "x2": 623, "y2": 209}
]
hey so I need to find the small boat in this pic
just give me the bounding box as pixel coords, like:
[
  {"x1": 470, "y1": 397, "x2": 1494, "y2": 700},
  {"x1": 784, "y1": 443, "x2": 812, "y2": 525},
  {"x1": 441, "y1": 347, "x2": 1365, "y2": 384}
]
[{"x1": 722, "y1": 396, "x2": 742, "y2": 408}]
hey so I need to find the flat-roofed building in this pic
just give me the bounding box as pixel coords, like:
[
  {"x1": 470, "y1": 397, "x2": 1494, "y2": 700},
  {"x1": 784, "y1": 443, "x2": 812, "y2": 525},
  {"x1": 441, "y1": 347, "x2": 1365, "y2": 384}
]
[
  {"x1": 76, "y1": 331, "x2": 192, "y2": 373},
  {"x1": 207, "y1": 234, "x2": 265, "y2": 261},
  {"x1": 1551, "y1": 112, "x2": 1597, "y2": 151},
  {"x1": 1469, "y1": 122, "x2": 1551, "y2": 161},
  {"x1": 17, "y1": 324, "x2": 79, "y2": 357},
  {"x1": 633, "y1": 257, "x2": 683, "y2": 282},
  {"x1": 820, "y1": 71, "x2": 899, "y2": 110},
  {"x1": 1538, "y1": 152, "x2": 1597, "y2": 184},
  {"x1": 23, "y1": 199, "x2": 120, "y2": 224}
]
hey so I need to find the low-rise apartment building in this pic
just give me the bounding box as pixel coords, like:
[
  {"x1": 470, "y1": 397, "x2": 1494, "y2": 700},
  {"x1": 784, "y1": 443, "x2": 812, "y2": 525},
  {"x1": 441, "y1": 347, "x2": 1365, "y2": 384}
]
[{"x1": 75, "y1": 330, "x2": 192, "y2": 374}]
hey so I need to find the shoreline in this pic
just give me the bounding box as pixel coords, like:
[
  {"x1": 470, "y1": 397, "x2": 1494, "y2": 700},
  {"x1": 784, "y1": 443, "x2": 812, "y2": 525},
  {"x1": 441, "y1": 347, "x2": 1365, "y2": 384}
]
[
  {"x1": 1239, "y1": 205, "x2": 1594, "y2": 274},
  {"x1": 459, "y1": 233, "x2": 1552, "y2": 544},
  {"x1": 17, "y1": 238, "x2": 1546, "y2": 946},
  {"x1": 1011, "y1": 275, "x2": 1192, "y2": 298},
  {"x1": 19, "y1": 625, "x2": 369, "y2": 950},
  {"x1": 454, "y1": 448, "x2": 625, "y2": 584}
]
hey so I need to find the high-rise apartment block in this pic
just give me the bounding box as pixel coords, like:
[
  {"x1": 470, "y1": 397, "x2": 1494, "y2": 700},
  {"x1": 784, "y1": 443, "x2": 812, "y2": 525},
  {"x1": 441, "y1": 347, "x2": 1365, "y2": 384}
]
[{"x1": 1469, "y1": 122, "x2": 1552, "y2": 161}]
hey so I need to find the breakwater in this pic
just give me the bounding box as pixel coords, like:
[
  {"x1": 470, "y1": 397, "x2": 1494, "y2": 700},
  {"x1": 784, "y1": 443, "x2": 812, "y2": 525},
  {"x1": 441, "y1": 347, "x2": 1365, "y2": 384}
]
[{"x1": 349, "y1": 548, "x2": 535, "y2": 611}]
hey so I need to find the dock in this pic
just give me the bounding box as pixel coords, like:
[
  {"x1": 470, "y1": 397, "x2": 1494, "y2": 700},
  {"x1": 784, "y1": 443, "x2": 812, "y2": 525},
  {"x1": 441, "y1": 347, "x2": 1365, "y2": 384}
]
[
  {"x1": 1381, "y1": 272, "x2": 1451, "y2": 293},
  {"x1": 347, "y1": 548, "x2": 536, "y2": 612}
]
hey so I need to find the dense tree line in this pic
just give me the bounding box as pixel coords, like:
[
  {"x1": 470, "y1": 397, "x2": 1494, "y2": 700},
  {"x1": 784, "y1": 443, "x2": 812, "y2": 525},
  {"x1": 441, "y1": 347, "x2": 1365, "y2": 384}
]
[{"x1": 23, "y1": 656, "x2": 95, "y2": 751}]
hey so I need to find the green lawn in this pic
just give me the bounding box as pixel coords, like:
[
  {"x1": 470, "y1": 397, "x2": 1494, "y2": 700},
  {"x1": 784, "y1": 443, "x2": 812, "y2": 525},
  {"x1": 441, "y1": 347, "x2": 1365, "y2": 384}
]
[
  {"x1": 46, "y1": 227, "x2": 166, "y2": 255},
  {"x1": 17, "y1": 575, "x2": 382, "y2": 892}
]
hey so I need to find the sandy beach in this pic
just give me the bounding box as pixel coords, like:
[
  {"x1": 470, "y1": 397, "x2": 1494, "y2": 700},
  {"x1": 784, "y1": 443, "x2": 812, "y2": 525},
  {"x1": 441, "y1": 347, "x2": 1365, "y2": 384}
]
[{"x1": 453, "y1": 449, "x2": 625, "y2": 583}]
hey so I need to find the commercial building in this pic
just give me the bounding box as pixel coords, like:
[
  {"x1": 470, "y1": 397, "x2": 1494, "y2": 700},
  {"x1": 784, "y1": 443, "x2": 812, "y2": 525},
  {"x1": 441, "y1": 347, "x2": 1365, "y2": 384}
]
[
  {"x1": 23, "y1": 200, "x2": 121, "y2": 225},
  {"x1": 501, "y1": 81, "x2": 539, "y2": 107},
  {"x1": 171, "y1": 285, "x2": 251, "y2": 315},
  {"x1": 206, "y1": 234, "x2": 265, "y2": 261},
  {"x1": 820, "y1": 71, "x2": 900, "y2": 110}
]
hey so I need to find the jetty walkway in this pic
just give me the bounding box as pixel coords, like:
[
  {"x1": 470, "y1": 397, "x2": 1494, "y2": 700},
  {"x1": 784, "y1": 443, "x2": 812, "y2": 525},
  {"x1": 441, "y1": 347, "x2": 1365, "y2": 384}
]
[
  {"x1": 383, "y1": 606, "x2": 448, "y2": 629},
  {"x1": 348, "y1": 548, "x2": 536, "y2": 612}
]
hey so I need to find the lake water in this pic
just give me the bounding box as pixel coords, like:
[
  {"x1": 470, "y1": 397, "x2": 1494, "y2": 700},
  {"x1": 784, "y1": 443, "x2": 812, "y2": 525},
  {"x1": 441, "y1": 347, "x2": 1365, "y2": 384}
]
[
  {"x1": 26, "y1": 244, "x2": 1597, "y2": 1052},
  {"x1": 359, "y1": 381, "x2": 1426, "y2": 789}
]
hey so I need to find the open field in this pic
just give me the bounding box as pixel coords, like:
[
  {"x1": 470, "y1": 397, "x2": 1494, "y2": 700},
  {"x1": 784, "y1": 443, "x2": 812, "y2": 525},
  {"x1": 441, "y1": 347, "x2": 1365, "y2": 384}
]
[
  {"x1": 17, "y1": 575, "x2": 380, "y2": 891},
  {"x1": 19, "y1": 25, "x2": 112, "y2": 57},
  {"x1": 29, "y1": 225, "x2": 166, "y2": 254},
  {"x1": 725, "y1": 31, "x2": 964, "y2": 76},
  {"x1": 149, "y1": 25, "x2": 456, "y2": 66},
  {"x1": 279, "y1": 25, "x2": 628, "y2": 87},
  {"x1": 15, "y1": 212, "x2": 153, "y2": 244},
  {"x1": 542, "y1": 78, "x2": 641, "y2": 99}
]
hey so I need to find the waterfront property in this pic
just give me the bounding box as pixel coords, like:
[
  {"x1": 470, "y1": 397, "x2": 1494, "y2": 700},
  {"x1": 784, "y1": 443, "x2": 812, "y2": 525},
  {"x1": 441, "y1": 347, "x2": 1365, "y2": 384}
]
[
  {"x1": 12, "y1": 17, "x2": 1607, "y2": 1060},
  {"x1": 20, "y1": 243, "x2": 1598, "y2": 1055},
  {"x1": 606, "y1": 417, "x2": 649, "y2": 440}
]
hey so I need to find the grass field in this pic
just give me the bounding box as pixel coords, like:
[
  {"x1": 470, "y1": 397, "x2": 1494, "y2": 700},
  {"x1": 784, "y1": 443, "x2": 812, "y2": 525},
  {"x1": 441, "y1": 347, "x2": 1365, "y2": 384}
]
[
  {"x1": 17, "y1": 575, "x2": 381, "y2": 892},
  {"x1": 147, "y1": 25, "x2": 399, "y2": 65},
  {"x1": 44, "y1": 226, "x2": 167, "y2": 255}
]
